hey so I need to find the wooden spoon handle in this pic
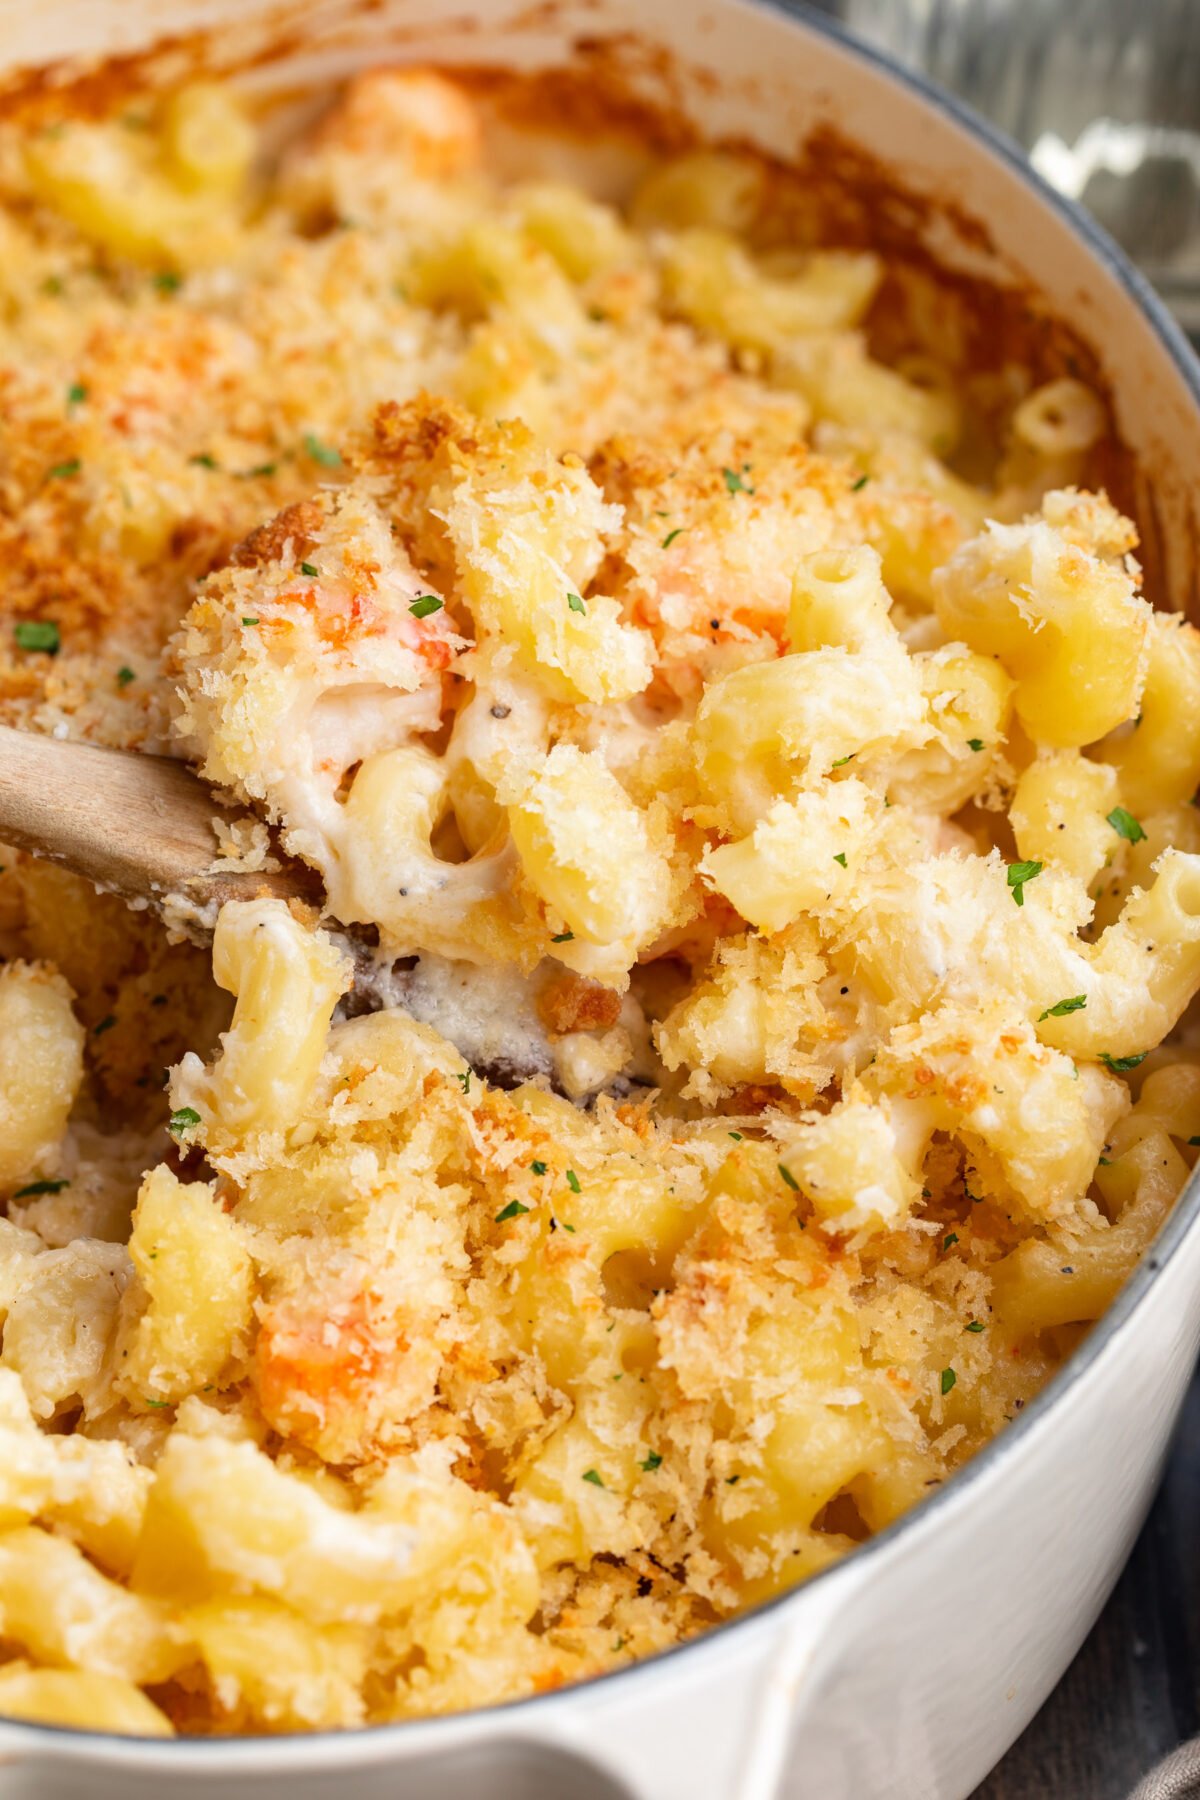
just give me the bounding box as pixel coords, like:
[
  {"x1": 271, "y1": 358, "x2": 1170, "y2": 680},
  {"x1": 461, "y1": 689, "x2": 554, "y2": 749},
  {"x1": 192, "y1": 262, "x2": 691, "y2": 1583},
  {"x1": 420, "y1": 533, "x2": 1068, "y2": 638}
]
[{"x1": 0, "y1": 723, "x2": 312, "y2": 931}]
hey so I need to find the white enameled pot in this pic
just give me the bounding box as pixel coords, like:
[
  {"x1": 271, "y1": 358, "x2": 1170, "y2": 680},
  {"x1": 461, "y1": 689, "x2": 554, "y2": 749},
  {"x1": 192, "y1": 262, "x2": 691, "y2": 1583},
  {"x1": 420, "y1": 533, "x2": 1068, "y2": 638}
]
[{"x1": 2, "y1": 3, "x2": 1200, "y2": 1796}]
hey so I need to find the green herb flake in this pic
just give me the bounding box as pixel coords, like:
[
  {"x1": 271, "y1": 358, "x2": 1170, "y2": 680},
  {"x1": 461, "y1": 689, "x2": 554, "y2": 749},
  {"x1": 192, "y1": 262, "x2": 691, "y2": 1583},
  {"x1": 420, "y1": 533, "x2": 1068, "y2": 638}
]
[
  {"x1": 14, "y1": 620, "x2": 60, "y2": 655},
  {"x1": 66, "y1": 381, "x2": 87, "y2": 408},
  {"x1": 1006, "y1": 859, "x2": 1043, "y2": 907},
  {"x1": 143, "y1": 1397, "x2": 172, "y2": 1408},
  {"x1": 965, "y1": 1320, "x2": 985, "y2": 1333},
  {"x1": 640, "y1": 1451, "x2": 662, "y2": 1472},
  {"x1": 13, "y1": 1179, "x2": 69, "y2": 1198},
  {"x1": 409, "y1": 595, "x2": 443, "y2": 618},
  {"x1": 531, "y1": 1160, "x2": 548, "y2": 1176},
  {"x1": 831, "y1": 754, "x2": 855, "y2": 767},
  {"x1": 560, "y1": 1221, "x2": 576, "y2": 1233},
  {"x1": 727, "y1": 1130, "x2": 743, "y2": 1141},
  {"x1": 722, "y1": 463, "x2": 754, "y2": 495},
  {"x1": 46, "y1": 459, "x2": 80, "y2": 481},
  {"x1": 565, "y1": 1169, "x2": 582, "y2": 1194},
  {"x1": 567, "y1": 592, "x2": 587, "y2": 615},
  {"x1": 494, "y1": 1199, "x2": 529, "y2": 1224},
  {"x1": 241, "y1": 617, "x2": 259, "y2": 627},
  {"x1": 303, "y1": 432, "x2": 342, "y2": 467},
  {"x1": 1106, "y1": 805, "x2": 1146, "y2": 844},
  {"x1": 189, "y1": 452, "x2": 218, "y2": 470},
  {"x1": 153, "y1": 271, "x2": 182, "y2": 293},
  {"x1": 851, "y1": 473, "x2": 869, "y2": 491},
  {"x1": 456, "y1": 1070, "x2": 471, "y2": 1095},
  {"x1": 551, "y1": 931, "x2": 574, "y2": 944},
  {"x1": 778, "y1": 1163, "x2": 800, "y2": 1192},
  {"x1": 237, "y1": 463, "x2": 277, "y2": 480},
  {"x1": 299, "y1": 561, "x2": 320, "y2": 579},
  {"x1": 943, "y1": 1232, "x2": 959, "y2": 1251},
  {"x1": 1100, "y1": 1051, "x2": 1148, "y2": 1073},
  {"x1": 93, "y1": 1014, "x2": 117, "y2": 1036},
  {"x1": 116, "y1": 665, "x2": 136, "y2": 687},
  {"x1": 967, "y1": 738, "x2": 985, "y2": 752},
  {"x1": 1098, "y1": 1156, "x2": 1113, "y2": 1165},
  {"x1": 581, "y1": 1469, "x2": 606, "y2": 1489},
  {"x1": 661, "y1": 528, "x2": 685, "y2": 549},
  {"x1": 940, "y1": 1367, "x2": 957, "y2": 1396},
  {"x1": 833, "y1": 851, "x2": 848, "y2": 868},
  {"x1": 168, "y1": 1107, "x2": 201, "y2": 1135},
  {"x1": 1039, "y1": 994, "x2": 1087, "y2": 1021}
]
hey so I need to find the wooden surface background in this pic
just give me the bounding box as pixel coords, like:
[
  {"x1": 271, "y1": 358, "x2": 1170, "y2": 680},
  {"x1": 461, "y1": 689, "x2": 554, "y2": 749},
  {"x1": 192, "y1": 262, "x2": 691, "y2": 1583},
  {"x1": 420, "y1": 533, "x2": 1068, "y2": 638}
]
[{"x1": 971, "y1": 1372, "x2": 1200, "y2": 1796}]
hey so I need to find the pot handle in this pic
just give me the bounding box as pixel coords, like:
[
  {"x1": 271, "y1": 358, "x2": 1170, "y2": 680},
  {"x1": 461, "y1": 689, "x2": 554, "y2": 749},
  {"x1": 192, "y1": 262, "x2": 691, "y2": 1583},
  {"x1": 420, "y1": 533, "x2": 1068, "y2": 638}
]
[{"x1": 536, "y1": 1561, "x2": 866, "y2": 1800}]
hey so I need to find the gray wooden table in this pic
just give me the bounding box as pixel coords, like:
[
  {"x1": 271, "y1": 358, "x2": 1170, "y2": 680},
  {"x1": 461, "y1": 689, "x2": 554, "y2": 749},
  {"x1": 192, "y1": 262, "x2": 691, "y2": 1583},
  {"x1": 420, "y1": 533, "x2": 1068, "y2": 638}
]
[{"x1": 972, "y1": 1369, "x2": 1200, "y2": 1797}]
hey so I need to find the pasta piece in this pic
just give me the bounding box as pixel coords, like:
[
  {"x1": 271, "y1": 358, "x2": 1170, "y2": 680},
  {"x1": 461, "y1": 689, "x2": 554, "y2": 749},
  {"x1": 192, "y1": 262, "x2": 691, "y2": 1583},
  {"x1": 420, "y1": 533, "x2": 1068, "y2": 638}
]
[
  {"x1": 0, "y1": 962, "x2": 84, "y2": 1189},
  {"x1": 933, "y1": 496, "x2": 1150, "y2": 747}
]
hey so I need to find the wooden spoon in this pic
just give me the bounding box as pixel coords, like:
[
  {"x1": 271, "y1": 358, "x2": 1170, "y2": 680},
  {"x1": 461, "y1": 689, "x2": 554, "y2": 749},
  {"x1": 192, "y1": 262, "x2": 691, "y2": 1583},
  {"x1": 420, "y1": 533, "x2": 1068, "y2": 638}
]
[{"x1": 0, "y1": 722, "x2": 318, "y2": 935}]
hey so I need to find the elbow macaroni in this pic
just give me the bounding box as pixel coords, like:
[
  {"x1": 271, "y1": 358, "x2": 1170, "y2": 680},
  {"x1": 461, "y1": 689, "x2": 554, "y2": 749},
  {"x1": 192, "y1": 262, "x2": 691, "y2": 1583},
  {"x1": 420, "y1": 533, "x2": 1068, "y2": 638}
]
[{"x1": 0, "y1": 63, "x2": 1197, "y2": 1740}]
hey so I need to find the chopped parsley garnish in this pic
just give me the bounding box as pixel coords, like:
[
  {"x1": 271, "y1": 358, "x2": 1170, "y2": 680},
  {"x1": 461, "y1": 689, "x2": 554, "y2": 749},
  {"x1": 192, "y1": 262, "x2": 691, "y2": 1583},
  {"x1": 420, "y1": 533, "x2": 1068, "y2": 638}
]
[
  {"x1": 531, "y1": 1160, "x2": 548, "y2": 1176},
  {"x1": 551, "y1": 931, "x2": 574, "y2": 943},
  {"x1": 143, "y1": 1397, "x2": 172, "y2": 1408},
  {"x1": 940, "y1": 1367, "x2": 957, "y2": 1395},
  {"x1": 967, "y1": 738, "x2": 985, "y2": 752},
  {"x1": 778, "y1": 1163, "x2": 800, "y2": 1192},
  {"x1": 1006, "y1": 859, "x2": 1043, "y2": 907},
  {"x1": 66, "y1": 381, "x2": 87, "y2": 407},
  {"x1": 1100, "y1": 1051, "x2": 1148, "y2": 1072},
  {"x1": 167, "y1": 1107, "x2": 201, "y2": 1135},
  {"x1": 1106, "y1": 805, "x2": 1146, "y2": 844},
  {"x1": 560, "y1": 1221, "x2": 576, "y2": 1233},
  {"x1": 241, "y1": 617, "x2": 259, "y2": 627},
  {"x1": 46, "y1": 459, "x2": 80, "y2": 480},
  {"x1": 582, "y1": 1468, "x2": 605, "y2": 1487},
  {"x1": 567, "y1": 592, "x2": 587, "y2": 615},
  {"x1": 93, "y1": 1014, "x2": 117, "y2": 1036},
  {"x1": 303, "y1": 432, "x2": 342, "y2": 467},
  {"x1": 1039, "y1": 994, "x2": 1087, "y2": 1020},
  {"x1": 153, "y1": 271, "x2": 182, "y2": 293},
  {"x1": 831, "y1": 754, "x2": 855, "y2": 767},
  {"x1": 851, "y1": 473, "x2": 869, "y2": 491},
  {"x1": 14, "y1": 620, "x2": 60, "y2": 654},
  {"x1": 13, "y1": 1178, "x2": 69, "y2": 1198},
  {"x1": 494, "y1": 1199, "x2": 529, "y2": 1223},
  {"x1": 299, "y1": 561, "x2": 320, "y2": 578},
  {"x1": 943, "y1": 1232, "x2": 959, "y2": 1251},
  {"x1": 721, "y1": 463, "x2": 754, "y2": 495},
  {"x1": 409, "y1": 595, "x2": 442, "y2": 618},
  {"x1": 833, "y1": 852, "x2": 848, "y2": 868},
  {"x1": 189, "y1": 452, "x2": 218, "y2": 469},
  {"x1": 965, "y1": 1320, "x2": 986, "y2": 1333},
  {"x1": 640, "y1": 1451, "x2": 662, "y2": 1472},
  {"x1": 456, "y1": 1070, "x2": 471, "y2": 1094},
  {"x1": 237, "y1": 463, "x2": 277, "y2": 479},
  {"x1": 728, "y1": 1131, "x2": 743, "y2": 1141},
  {"x1": 565, "y1": 1169, "x2": 582, "y2": 1194},
  {"x1": 661, "y1": 528, "x2": 684, "y2": 549}
]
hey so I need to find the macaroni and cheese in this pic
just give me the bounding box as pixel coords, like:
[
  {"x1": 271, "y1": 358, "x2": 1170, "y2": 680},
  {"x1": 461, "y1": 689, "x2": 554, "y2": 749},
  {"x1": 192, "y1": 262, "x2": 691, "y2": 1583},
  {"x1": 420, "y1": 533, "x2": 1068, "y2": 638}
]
[{"x1": 0, "y1": 66, "x2": 1198, "y2": 1737}]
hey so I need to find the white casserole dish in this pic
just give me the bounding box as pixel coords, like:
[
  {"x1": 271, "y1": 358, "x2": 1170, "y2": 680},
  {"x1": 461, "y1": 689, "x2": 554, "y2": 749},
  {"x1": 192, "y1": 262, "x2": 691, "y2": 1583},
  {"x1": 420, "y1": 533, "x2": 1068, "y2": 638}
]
[{"x1": 1, "y1": 2, "x2": 1200, "y2": 1796}]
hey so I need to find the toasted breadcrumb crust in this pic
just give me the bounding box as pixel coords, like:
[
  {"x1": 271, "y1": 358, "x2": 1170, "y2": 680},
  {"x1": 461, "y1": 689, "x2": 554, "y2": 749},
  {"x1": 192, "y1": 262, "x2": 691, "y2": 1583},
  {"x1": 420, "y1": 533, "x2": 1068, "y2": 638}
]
[{"x1": 0, "y1": 67, "x2": 1198, "y2": 1741}]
